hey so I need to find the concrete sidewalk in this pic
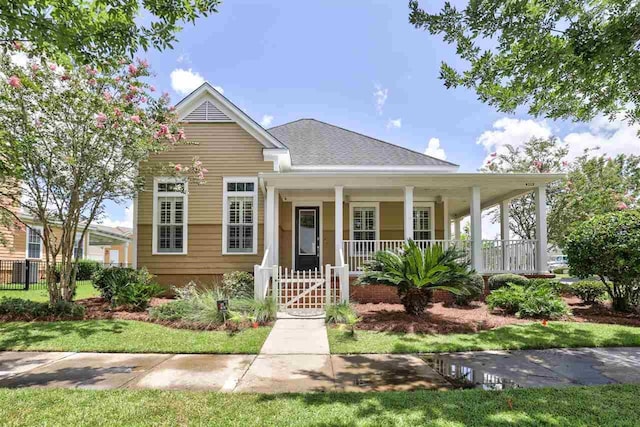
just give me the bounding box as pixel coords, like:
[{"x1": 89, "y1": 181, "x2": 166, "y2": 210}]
[{"x1": 1, "y1": 347, "x2": 640, "y2": 392}]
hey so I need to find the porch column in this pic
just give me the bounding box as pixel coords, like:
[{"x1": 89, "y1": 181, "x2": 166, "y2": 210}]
[
  {"x1": 500, "y1": 200, "x2": 510, "y2": 271},
  {"x1": 535, "y1": 185, "x2": 548, "y2": 274},
  {"x1": 265, "y1": 186, "x2": 276, "y2": 265},
  {"x1": 454, "y1": 218, "x2": 461, "y2": 241},
  {"x1": 404, "y1": 186, "x2": 414, "y2": 241},
  {"x1": 469, "y1": 186, "x2": 483, "y2": 272},
  {"x1": 335, "y1": 186, "x2": 343, "y2": 265},
  {"x1": 124, "y1": 242, "x2": 129, "y2": 266},
  {"x1": 273, "y1": 189, "x2": 279, "y2": 266},
  {"x1": 442, "y1": 197, "x2": 450, "y2": 241}
]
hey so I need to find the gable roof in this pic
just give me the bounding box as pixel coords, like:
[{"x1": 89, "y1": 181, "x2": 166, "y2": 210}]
[
  {"x1": 175, "y1": 83, "x2": 286, "y2": 149},
  {"x1": 268, "y1": 119, "x2": 458, "y2": 170}
]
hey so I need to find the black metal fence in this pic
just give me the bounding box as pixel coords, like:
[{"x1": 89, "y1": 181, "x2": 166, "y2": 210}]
[{"x1": 0, "y1": 260, "x2": 131, "y2": 291}]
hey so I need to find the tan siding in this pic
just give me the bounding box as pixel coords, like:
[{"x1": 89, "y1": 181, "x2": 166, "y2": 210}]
[
  {"x1": 379, "y1": 202, "x2": 404, "y2": 240},
  {"x1": 0, "y1": 227, "x2": 25, "y2": 260},
  {"x1": 278, "y1": 199, "x2": 292, "y2": 269},
  {"x1": 136, "y1": 122, "x2": 273, "y2": 279}
]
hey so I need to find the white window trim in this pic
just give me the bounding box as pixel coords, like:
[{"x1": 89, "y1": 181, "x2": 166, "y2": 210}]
[
  {"x1": 290, "y1": 201, "x2": 323, "y2": 270},
  {"x1": 152, "y1": 177, "x2": 188, "y2": 255},
  {"x1": 414, "y1": 201, "x2": 435, "y2": 241},
  {"x1": 222, "y1": 176, "x2": 258, "y2": 255},
  {"x1": 349, "y1": 202, "x2": 380, "y2": 241},
  {"x1": 25, "y1": 225, "x2": 43, "y2": 260}
]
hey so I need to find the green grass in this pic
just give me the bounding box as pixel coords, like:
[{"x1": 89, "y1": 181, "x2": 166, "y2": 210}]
[
  {"x1": 0, "y1": 320, "x2": 270, "y2": 354},
  {"x1": 329, "y1": 322, "x2": 640, "y2": 354},
  {"x1": 0, "y1": 385, "x2": 639, "y2": 426},
  {"x1": 0, "y1": 280, "x2": 98, "y2": 302}
]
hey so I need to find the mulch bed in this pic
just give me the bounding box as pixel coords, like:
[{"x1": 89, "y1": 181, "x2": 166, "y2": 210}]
[{"x1": 352, "y1": 296, "x2": 640, "y2": 334}]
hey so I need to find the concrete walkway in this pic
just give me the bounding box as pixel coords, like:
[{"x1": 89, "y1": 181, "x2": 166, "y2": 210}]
[{"x1": 1, "y1": 347, "x2": 640, "y2": 392}]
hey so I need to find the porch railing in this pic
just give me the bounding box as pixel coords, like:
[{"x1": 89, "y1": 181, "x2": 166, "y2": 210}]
[
  {"x1": 343, "y1": 240, "x2": 471, "y2": 274},
  {"x1": 342, "y1": 239, "x2": 537, "y2": 274}
]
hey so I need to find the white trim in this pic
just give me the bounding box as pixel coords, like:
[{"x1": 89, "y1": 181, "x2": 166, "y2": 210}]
[
  {"x1": 222, "y1": 176, "x2": 259, "y2": 255},
  {"x1": 263, "y1": 148, "x2": 292, "y2": 172},
  {"x1": 290, "y1": 164, "x2": 458, "y2": 172},
  {"x1": 470, "y1": 186, "x2": 482, "y2": 271},
  {"x1": 297, "y1": 209, "x2": 318, "y2": 256},
  {"x1": 152, "y1": 177, "x2": 188, "y2": 255},
  {"x1": 132, "y1": 195, "x2": 138, "y2": 268},
  {"x1": 413, "y1": 201, "x2": 436, "y2": 241},
  {"x1": 291, "y1": 201, "x2": 323, "y2": 270},
  {"x1": 25, "y1": 225, "x2": 43, "y2": 260},
  {"x1": 404, "y1": 186, "x2": 414, "y2": 240},
  {"x1": 442, "y1": 197, "x2": 450, "y2": 241},
  {"x1": 349, "y1": 202, "x2": 380, "y2": 241},
  {"x1": 175, "y1": 83, "x2": 286, "y2": 149}
]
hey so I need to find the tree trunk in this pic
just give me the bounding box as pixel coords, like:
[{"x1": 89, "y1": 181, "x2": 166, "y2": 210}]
[{"x1": 398, "y1": 288, "x2": 432, "y2": 316}]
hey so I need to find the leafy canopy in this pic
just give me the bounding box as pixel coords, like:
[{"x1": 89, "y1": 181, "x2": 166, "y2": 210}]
[
  {"x1": 0, "y1": 0, "x2": 220, "y2": 64},
  {"x1": 410, "y1": 0, "x2": 640, "y2": 124}
]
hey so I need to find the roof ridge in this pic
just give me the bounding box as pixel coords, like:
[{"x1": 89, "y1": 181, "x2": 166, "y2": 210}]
[
  {"x1": 292, "y1": 118, "x2": 458, "y2": 167},
  {"x1": 267, "y1": 118, "x2": 311, "y2": 132}
]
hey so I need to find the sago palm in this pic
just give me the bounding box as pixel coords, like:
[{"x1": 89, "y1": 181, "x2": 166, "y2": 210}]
[{"x1": 358, "y1": 240, "x2": 476, "y2": 315}]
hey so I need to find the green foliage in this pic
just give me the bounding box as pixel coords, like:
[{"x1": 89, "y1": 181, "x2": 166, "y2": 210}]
[
  {"x1": 112, "y1": 282, "x2": 163, "y2": 311},
  {"x1": 409, "y1": 1, "x2": 640, "y2": 126},
  {"x1": 553, "y1": 267, "x2": 568, "y2": 275},
  {"x1": 487, "y1": 274, "x2": 530, "y2": 291},
  {"x1": 0, "y1": 297, "x2": 85, "y2": 319},
  {"x1": 454, "y1": 273, "x2": 484, "y2": 306},
  {"x1": 566, "y1": 210, "x2": 640, "y2": 312},
  {"x1": 250, "y1": 298, "x2": 277, "y2": 323},
  {"x1": 550, "y1": 154, "x2": 640, "y2": 247},
  {"x1": 0, "y1": 1, "x2": 221, "y2": 65},
  {"x1": 75, "y1": 260, "x2": 103, "y2": 281},
  {"x1": 147, "y1": 299, "x2": 193, "y2": 321},
  {"x1": 221, "y1": 271, "x2": 255, "y2": 299},
  {"x1": 358, "y1": 240, "x2": 475, "y2": 315},
  {"x1": 92, "y1": 267, "x2": 159, "y2": 310},
  {"x1": 487, "y1": 284, "x2": 569, "y2": 319},
  {"x1": 325, "y1": 302, "x2": 358, "y2": 324},
  {"x1": 569, "y1": 281, "x2": 608, "y2": 304}
]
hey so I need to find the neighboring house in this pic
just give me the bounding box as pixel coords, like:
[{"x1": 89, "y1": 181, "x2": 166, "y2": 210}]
[
  {"x1": 135, "y1": 82, "x2": 563, "y2": 305},
  {"x1": 0, "y1": 217, "x2": 132, "y2": 265}
]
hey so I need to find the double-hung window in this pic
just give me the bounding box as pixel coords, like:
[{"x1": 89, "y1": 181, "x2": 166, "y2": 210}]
[
  {"x1": 26, "y1": 226, "x2": 42, "y2": 259},
  {"x1": 153, "y1": 178, "x2": 188, "y2": 254},
  {"x1": 413, "y1": 204, "x2": 434, "y2": 241},
  {"x1": 350, "y1": 203, "x2": 379, "y2": 255},
  {"x1": 223, "y1": 177, "x2": 258, "y2": 254}
]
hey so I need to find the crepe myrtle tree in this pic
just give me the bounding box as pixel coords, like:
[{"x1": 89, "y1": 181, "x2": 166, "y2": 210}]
[{"x1": 0, "y1": 43, "x2": 206, "y2": 304}]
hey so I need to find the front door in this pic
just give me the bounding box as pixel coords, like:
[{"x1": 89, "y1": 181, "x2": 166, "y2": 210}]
[{"x1": 295, "y1": 207, "x2": 320, "y2": 270}]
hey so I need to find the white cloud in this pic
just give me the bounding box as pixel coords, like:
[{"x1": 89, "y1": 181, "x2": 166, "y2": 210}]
[
  {"x1": 98, "y1": 202, "x2": 133, "y2": 229},
  {"x1": 176, "y1": 53, "x2": 191, "y2": 64},
  {"x1": 386, "y1": 118, "x2": 402, "y2": 129},
  {"x1": 170, "y1": 68, "x2": 205, "y2": 95},
  {"x1": 476, "y1": 116, "x2": 640, "y2": 168},
  {"x1": 373, "y1": 84, "x2": 388, "y2": 115},
  {"x1": 260, "y1": 115, "x2": 274, "y2": 127},
  {"x1": 424, "y1": 137, "x2": 447, "y2": 160}
]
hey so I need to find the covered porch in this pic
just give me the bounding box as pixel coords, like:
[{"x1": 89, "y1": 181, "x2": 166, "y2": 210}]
[{"x1": 255, "y1": 171, "x2": 562, "y2": 305}]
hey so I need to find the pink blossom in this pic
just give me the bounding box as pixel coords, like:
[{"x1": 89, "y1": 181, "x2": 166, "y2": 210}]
[
  {"x1": 194, "y1": 160, "x2": 202, "y2": 168},
  {"x1": 49, "y1": 64, "x2": 57, "y2": 71},
  {"x1": 617, "y1": 201, "x2": 629, "y2": 210},
  {"x1": 486, "y1": 161, "x2": 491, "y2": 165},
  {"x1": 114, "y1": 107, "x2": 122, "y2": 117},
  {"x1": 137, "y1": 58, "x2": 149, "y2": 68},
  {"x1": 129, "y1": 84, "x2": 138, "y2": 93},
  {"x1": 201, "y1": 168, "x2": 208, "y2": 173},
  {"x1": 198, "y1": 171, "x2": 205, "y2": 181},
  {"x1": 176, "y1": 129, "x2": 186, "y2": 140},
  {"x1": 169, "y1": 105, "x2": 176, "y2": 112},
  {"x1": 103, "y1": 91, "x2": 112, "y2": 102},
  {"x1": 34, "y1": 118, "x2": 41, "y2": 127},
  {"x1": 149, "y1": 85, "x2": 156, "y2": 92},
  {"x1": 13, "y1": 41, "x2": 23, "y2": 50},
  {"x1": 85, "y1": 65, "x2": 97, "y2": 76},
  {"x1": 61, "y1": 74, "x2": 70, "y2": 81},
  {"x1": 88, "y1": 78, "x2": 97, "y2": 86},
  {"x1": 128, "y1": 63, "x2": 138, "y2": 75},
  {"x1": 139, "y1": 96, "x2": 147, "y2": 103},
  {"x1": 7, "y1": 75, "x2": 21, "y2": 88},
  {"x1": 119, "y1": 58, "x2": 127, "y2": 65},
  {"x1": 130, "y1": 115, "x2": 141, "y2": 124},
  {"x1": 115, "y1": 76, "x2": 121, "y2": 82},
  {"x1": 155, "y1": 124, "x2": 169, "y2": 139},
  {"x1": 490, "y1": 152, "x2": 497, "y2": 157},
  {"x1": 174, "y1": 164, "x2": 183, "y2": 172},
  {"x1": 30, "y1": 63, "x2": 39, "y2": 72},
  {"x1": 95, "y1": 112, "x2": 107, "y2": 128},
  {"x1": 562, "y1": 161, "x2": 568, "y2": 167}
]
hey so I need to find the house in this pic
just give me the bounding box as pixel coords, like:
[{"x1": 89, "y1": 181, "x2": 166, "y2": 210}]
[{"x1": 134, "y1": 83, "x2": 562, "y2": 307}]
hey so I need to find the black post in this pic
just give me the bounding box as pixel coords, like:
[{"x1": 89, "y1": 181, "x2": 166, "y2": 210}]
[{"x1": 25, "y1": 259, "x2": 30, "y2": 291}]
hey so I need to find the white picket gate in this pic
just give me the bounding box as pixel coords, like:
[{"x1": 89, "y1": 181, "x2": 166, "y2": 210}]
[{"x1": 271, "y1": 265, "x2": 341, "y2": 315}]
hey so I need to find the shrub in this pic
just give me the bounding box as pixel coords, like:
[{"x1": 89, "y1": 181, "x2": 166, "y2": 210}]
[
  {"x1": 148, "y1": 299, "x2": 194, "y2": 321},
  {"x1": 325, "y1": 302, "x2": 358, "y2": 324},
  {"x1": 92, "y1": 267, "x2": 160, "y2": 309},
  {"x1": 221, "y1": 271, "x2": 254, "y2": 298},
  {"x1": 566, "y1": 210, "x2": 640, "y2": 312},
  {"x1": 250, "y1": 297, "x2": 277, "y2": 323},
  {"x1": 76, "y1": 260, "x2": 103, "y2": 281},
  {"x1": 487, "y1": 284, "x2": 569, "y2": 319},
  {"x1": 112, "y1": 282, "x2": 163, "y2": 311},
  {"x1": 553, "y1": 267, "x2": 567, "y2": 275},
  {"x1": 454, "y1": 273, "x2": 485, "y2": 306},
  {"x1": 358, "y1": 240, "x2": 475, "y2": 315},
  {"x1": 0, "y1": 298, "x2": 85, "y2": 319},
  {"x1": 487, "y1": 273, "x2": 530, "y2": 290},
  {"x1": 569, "y1": 281, "x2": 608, "y2": 304}
]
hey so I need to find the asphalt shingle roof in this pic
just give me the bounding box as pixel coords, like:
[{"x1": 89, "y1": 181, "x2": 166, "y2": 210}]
[{"x1": 267, "y1": 119, "x2": 457, "y2": 168}]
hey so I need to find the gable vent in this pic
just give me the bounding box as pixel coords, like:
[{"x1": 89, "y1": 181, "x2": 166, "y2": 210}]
[{"x1": 184, "y1": 101, "x2": 233, "y2": 122}]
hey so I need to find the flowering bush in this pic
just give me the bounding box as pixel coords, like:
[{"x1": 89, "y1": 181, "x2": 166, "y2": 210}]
[{"x1": 0, "y1": 44, "x2": 206, "y2": 303}]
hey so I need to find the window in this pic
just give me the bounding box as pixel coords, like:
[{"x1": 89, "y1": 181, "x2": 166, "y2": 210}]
[
  {"x1": 223, "y1": 177, "x2": 258, "y2": 254},
  {"x1": 413, "y1": 205, "x2": 434, "y2": 241},
  {"x1": 350, "y1": 203, "x2": 379, "y2": 241},
  {"x1": 26, "y1": 227, "x2": 42, "y2": 259},
  {"x1": 73, "y1": 234, "x2": 84, "y2": 259},
  {"x1": 153, "y1": 178, "x2": 188, "y2": 254}
]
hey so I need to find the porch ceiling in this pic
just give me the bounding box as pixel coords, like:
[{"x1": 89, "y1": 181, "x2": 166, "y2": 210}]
[{"x1": 261, "y1": 171, "x2": 565, "y2": 219}]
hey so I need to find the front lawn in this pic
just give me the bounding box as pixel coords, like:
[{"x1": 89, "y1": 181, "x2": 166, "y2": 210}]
[
  {"x1": 0, "y1": 320, "x2": 270, "y2": 354},
  {"x1": 329, "y1": 322, "x2": 640, "y2": 354},
  {"x1": 0, "y1": 280, "x2": 98, "y2": 302},
  {"x1": 0, "y1": 385, "x2": 638, "y2": 426}
]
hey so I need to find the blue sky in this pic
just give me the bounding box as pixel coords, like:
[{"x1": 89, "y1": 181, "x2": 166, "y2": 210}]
[{"x1": 100, "y1": 0, "x2": 638, "y2": 236}]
